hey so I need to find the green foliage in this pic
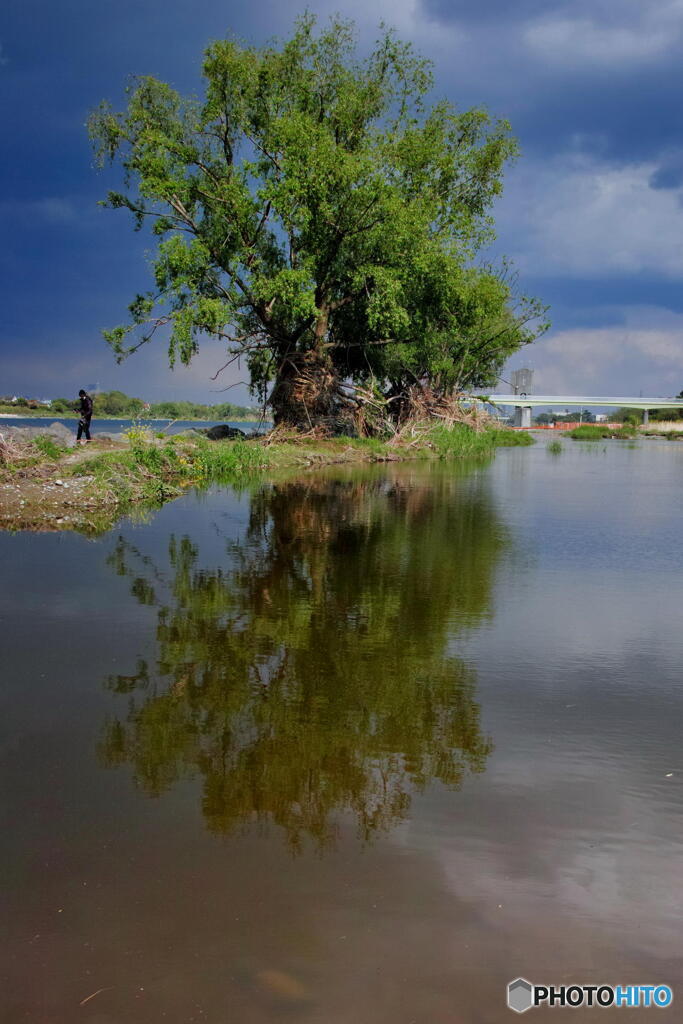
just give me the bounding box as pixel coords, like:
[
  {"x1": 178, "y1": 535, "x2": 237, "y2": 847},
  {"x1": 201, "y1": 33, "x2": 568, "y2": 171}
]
[
  {"x1": 547, "y1": 440, "x2": 563, "y2": 454},
  {"x1": 618, "y1": 395, "x2": 683, "y2": 423},
  {"x1": 536, "y1": 409, "x2": 594, "y2": 425},
  {"x1": 484, "y1": 427, "x2": 534, "y2": 447},
  {"x1": 86, "y1": 390, "x2": 254, "y2": 419},
  {"x1": 67, "y1": 437, "x2": 270, "y2": 514},
  {"x1": 89, "y1": 15, "x2": 547, "y2": 426},
  {"x1": 32, "y1": 436, "x2": 66, "y2": 460},
  {"x1": 427, "y1": 424, "x2": 495, "y2": 459},
  {"x1": 124, "y1": 422, "x2": 155, "y2": 445},
  {"x1": 189, "y1": 437, "x2": 270, "y2": 478},
  {"x1": 94, "y1": 389, "x2": 144, "y2": 417},
  {"x1": 400, "y1": 423, "x2": 533, "y2": 460},
  {"x1": 130, "y1": 439, "x2": 166, "y2": 472},
  {"x1": 143, "y1": 398, "x2": 253, "y2": 420},
  {"x1": 569, "y1": 424, "x2": 637, "y2": 440},
  {"x1": 649, "y1": 410, "x2": 683, "y2": 422},
  {"x1": 613, "y1": 409, "x2": 641, "y2": 426},
  {"x1": 654, "y1": 390, "x2": 683, "y2": 420},
  {"x1": 0, "y1": 392, "x2": 256, "y2": 420},
  {"x1": 344, "y1": 436, "x2": 388, "y2": 456}
]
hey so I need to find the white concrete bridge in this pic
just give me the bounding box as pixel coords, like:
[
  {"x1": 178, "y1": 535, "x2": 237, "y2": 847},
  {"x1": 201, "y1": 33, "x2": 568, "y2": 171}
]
[{"x1": 479, "y1": 395, "x2": 683, "y2": 428}]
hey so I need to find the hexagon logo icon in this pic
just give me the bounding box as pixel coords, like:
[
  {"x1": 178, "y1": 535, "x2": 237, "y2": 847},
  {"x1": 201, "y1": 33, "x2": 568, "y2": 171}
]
[{"x1": 507, "y1": 978, "x2": 534, "y2": 1014}]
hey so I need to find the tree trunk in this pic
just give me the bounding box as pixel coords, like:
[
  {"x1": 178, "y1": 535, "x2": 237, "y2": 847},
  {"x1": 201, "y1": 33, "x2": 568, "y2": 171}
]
[{"x1": 269, "y1": 348, "x2": 354, "y2": 433}]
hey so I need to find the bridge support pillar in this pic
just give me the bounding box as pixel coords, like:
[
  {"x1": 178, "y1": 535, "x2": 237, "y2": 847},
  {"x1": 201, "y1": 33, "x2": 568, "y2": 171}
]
[
  {"x1": 514, "y1": 405, "x2": 532, "y2": 428},
  {"x1": 642, "y1": 409, "x2": 649, "y2": 426}
]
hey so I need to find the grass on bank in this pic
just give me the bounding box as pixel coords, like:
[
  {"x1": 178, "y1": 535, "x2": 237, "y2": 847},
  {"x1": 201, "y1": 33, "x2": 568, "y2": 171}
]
[
  {"x1": 1, "y1": 424, "x2": 535, "y2": 534},
  {"x1": 568, "y1": 424, "x2": 637, "y2": 441},
  {"x1": 63, "y1": 424, "x2": 533, "y2": 500},
  {"x1": 426, "y1": 423, "x2": 533, "y2": 457},
  {"x1": 32, "y1": 436, "x2": 68, "y2": 460},
  {"x1": 2, "y1": 423, "x2": 534, "y2": 487},
  {"x1": 67, "y1": 437, "x2": 270, "y2": 504}
]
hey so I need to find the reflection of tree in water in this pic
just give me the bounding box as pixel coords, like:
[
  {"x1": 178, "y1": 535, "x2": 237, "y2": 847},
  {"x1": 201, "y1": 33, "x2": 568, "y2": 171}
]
[{"x1": 102, "y1": 470, "x2": 504, "y2": 850}]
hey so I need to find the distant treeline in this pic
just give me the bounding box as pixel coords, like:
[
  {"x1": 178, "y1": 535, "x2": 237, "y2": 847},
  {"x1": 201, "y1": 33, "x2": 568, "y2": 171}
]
[
  {"x1": 535, "y1": 410, "x2": 596, "y2": 425},
  {"x1": 613, "y1": 400, "x2": 683, "y2": 423},
  {"x1": 2, "y1": 389, "x2": 256, "y2": 420},
  {"x1": 535, "y1": 394, "x2": 683, "y2": 425}
]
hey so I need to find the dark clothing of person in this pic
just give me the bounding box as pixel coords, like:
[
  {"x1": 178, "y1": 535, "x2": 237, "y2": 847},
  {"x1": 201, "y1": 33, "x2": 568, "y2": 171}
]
[
  {"x1": 77, "y1": 393, "x2": 93, "y2": 441},
  {"x1": 76, "y1": 417, "x2": 91, "y2": 441},
  {"x1": 79, "y1": 393, "x2": 93, "y2": 418}
]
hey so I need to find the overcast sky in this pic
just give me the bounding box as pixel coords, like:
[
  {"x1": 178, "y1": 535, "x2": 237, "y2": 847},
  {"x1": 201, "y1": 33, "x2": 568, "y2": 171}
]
[{"x1": 1, "y1": 0, "x2": 682, "y2": 403}]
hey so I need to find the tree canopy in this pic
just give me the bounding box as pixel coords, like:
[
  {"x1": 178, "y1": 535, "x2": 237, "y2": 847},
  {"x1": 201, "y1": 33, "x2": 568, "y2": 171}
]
[{"x1": 90, "y1": 15, "x2": 547, "y2": 431}]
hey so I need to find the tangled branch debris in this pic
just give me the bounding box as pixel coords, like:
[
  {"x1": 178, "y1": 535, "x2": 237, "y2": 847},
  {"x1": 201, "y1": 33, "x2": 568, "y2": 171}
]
[
  {"x1": 0, "y1": 434, "x2": 36, "y2": 470},
  {"x1": 390, "y1": 386, "x2": 495, "y2": 443},
  {"x1": 265, "y1": 352, "x2": 496, "y2": 441}
]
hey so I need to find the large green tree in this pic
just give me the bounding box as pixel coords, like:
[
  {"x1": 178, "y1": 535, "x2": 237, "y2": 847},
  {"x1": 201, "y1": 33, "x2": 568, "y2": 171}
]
[{"x1": 90, "y1": 15, "x2": 546, "y2": 430}]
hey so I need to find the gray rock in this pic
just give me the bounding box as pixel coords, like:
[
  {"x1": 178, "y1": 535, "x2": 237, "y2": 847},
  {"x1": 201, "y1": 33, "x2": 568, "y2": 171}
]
[
  {"x1": 1, "y1": 421, "x2": 76, "y2": 447},
  {"x1": 43, "y1": 422, "x2": 75, "y2": 444}
]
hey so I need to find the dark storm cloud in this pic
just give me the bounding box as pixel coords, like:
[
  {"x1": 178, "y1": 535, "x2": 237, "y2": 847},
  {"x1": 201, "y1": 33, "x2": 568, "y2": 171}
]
[
  {"x1": 423, "y1": 0, "x2": 564, "y2": 26},
  {"x1": 417, "y1": 0, "x2": 683, "y2": 163},
  {"x1": 0, "y1": 0, "x2": 681, "y2": 397}
]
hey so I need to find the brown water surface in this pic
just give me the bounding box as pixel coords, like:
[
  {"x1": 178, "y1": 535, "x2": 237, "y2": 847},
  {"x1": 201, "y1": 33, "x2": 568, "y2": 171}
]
[{"x1": 1, "y1": 442, "x2": 682, "y2": 1022}]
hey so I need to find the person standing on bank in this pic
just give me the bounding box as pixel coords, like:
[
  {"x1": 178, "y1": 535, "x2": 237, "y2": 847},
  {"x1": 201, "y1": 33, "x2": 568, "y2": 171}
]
[{"x1": 76, "y1": 389, "x2": 93, "y2": 443}]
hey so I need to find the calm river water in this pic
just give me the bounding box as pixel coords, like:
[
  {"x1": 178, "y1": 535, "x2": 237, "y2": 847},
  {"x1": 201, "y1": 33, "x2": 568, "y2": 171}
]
[
  {"x1": 1, "y1": 439, "x2": 682, "y2": 1022},
  {"x1": 0, "y1": 417, "x2": 269, "y2": 435}
]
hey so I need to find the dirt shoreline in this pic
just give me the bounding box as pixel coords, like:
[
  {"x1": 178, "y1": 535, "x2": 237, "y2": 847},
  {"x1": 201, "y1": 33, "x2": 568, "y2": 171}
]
[
  {"x1": 0, "y1": 438, "x2": 407, "y2": 533},
  {"x1": 0, "y1": 429, "x2": 533, "y2": 535},
  {"x1": 0, "y1": 438, "x2": 133, "y2": 533}
]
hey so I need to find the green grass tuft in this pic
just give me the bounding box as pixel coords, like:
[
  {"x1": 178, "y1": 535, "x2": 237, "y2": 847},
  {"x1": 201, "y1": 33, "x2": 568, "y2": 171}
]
[
  {"x1": 487, "y1": 428, "x2": 534, "y2": 447},
  {"x1": 339, "y1": 435, "x2": 389, "y2": 455},
  {"x1": 32, "y1": 436, "x2": 67, "y2": 460},
  {"x1": 568, "y1": 424, "x2": 637, "y2": 441},
  {"x1": 70, "y1": 438, "x2": 271, "y2": 507},
  {"x1": 427, "y1": 424, "x2": 493, "y2": 458},
  {"x1": 189, "y1": 438, "x2": 270, "y2": 478},
  {"x1": 422, "y1": 424, "x2": 533, "y2": 459}
]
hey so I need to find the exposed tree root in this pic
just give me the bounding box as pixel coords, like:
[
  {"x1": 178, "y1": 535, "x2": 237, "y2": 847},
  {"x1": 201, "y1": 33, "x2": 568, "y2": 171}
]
[{"x1": 390, "y1": 385, "x2": 495, "y2": 438}]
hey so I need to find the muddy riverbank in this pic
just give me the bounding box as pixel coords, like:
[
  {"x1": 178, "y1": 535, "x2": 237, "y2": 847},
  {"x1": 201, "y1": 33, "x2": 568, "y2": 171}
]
[{"x1": 0, "y1": 425, "x2": 532, "y2": 533}]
